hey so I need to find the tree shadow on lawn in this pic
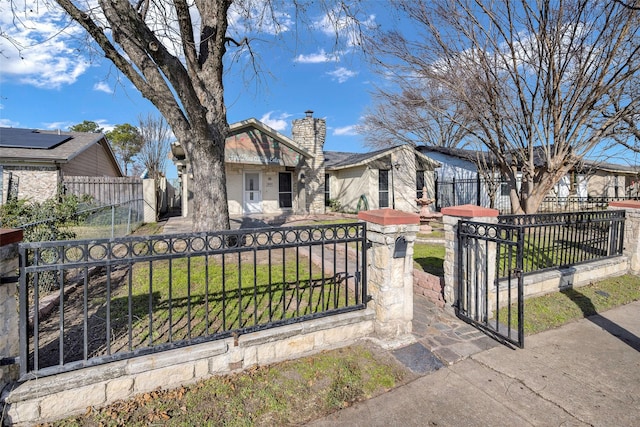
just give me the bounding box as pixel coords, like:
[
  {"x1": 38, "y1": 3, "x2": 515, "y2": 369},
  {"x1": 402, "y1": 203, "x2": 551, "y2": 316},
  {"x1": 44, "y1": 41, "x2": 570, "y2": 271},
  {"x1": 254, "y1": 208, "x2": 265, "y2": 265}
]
[{"x1": 560, "y1": 287, "x2": 640, "y2": 352}]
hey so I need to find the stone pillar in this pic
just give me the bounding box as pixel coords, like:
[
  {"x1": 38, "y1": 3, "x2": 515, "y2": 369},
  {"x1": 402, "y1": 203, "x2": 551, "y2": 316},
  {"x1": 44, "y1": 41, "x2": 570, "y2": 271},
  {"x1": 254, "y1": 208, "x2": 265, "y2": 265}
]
[
  {"x1": 609, "y1": 201, "x2": 640, "y2": 273},
  {"x1": 358, "y1": 209, "x2": 419, "y2": 339},
  {"x1": 291, "y1": 110, "x2": 326, "y2": 214},
  {"x1": 442, "y1": 205, "x2": 499, "y2": 314},
  {"x1": 0, "y1": 228, "x2": 23, "y2": 392}
]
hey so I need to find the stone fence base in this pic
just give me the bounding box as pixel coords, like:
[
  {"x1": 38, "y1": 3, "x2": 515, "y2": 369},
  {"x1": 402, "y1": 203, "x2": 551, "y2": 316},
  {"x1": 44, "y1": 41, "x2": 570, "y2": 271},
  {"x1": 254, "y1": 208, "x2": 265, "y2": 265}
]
[{"x1": 3, "y1": 310, "x2": 374, "y2": 426}]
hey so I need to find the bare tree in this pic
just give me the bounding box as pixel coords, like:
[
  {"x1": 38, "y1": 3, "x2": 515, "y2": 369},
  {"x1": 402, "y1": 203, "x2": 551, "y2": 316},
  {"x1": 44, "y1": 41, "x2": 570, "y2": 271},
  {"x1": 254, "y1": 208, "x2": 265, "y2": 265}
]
[
  {"x1": 367, "y1": 0, "x2": 640, "y2": 214},
  {"x1": 138, "y1": 114, "x2": 171, "y2": 181},
  {"x1": 359, "y1": 76, "x2": 471, "y2": 149},
  {"x1": 5, "y1": 1, "x2": 364, "y2": 230}
]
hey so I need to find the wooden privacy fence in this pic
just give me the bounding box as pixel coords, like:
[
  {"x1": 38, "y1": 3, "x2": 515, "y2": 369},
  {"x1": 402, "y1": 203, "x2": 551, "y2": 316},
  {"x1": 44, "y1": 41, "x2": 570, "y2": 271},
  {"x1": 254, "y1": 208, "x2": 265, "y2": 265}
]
[{"x1": 63, "y1": 176, "x2": 143, "y2": 206}]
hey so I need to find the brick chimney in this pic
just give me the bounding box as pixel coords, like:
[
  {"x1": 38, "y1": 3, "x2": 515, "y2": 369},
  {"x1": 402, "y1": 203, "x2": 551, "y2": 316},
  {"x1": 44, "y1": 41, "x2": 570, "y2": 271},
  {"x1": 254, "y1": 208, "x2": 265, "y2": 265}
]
[{"x1": 291, "y1": 110, "x2": 326, "y2": 214}]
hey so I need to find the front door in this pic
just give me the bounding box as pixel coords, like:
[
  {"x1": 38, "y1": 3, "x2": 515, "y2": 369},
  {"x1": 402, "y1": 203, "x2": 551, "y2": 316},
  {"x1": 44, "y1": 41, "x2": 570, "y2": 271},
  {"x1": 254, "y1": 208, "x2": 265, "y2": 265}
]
[{"x1": 244, "y1": 172, "x2": 262, "y2": 213}]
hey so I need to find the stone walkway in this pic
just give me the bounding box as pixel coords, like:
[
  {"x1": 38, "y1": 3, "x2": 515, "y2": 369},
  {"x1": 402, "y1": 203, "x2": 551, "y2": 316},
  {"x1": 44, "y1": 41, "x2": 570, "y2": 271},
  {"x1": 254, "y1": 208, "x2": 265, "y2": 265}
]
[{"x1": 411, "y1": 294, "x2": 499, "y2": 365}]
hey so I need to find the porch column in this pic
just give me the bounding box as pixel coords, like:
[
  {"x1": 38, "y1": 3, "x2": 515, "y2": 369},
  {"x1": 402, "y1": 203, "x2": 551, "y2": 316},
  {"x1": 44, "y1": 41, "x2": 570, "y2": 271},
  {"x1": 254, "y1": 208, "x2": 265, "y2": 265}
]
[
  {"x1": 358, "y1": 209, "x2": 419, "y2": 339},
  {"x1": 0, "y1": 228, "x2": 22, "y2": 391},
  {"x1": 609, "y1": 201, "x2": 640, "y2": 274},
  {"x1": 442, "y1": 205, "x2": 499, "y2": 314}
]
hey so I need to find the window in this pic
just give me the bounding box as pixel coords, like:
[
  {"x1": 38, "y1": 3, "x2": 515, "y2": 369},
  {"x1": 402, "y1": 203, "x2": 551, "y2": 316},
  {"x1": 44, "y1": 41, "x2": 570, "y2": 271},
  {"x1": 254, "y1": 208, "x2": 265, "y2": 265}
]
[
  {"x1": 278, "y1": 172, "x2": 293, "y2": 208},
  {"x1": 416, "y1": 170, "x2": 425, "y2": 199},
  {"x1": 324, "y1": 173, "x2": 330, "y2": 206},
  {"x1": 379, "y1": 169, "x2": 389, "y2": 208},
  {"x1": 501, "y1": 181, "x2": 510, "y2": 196}
]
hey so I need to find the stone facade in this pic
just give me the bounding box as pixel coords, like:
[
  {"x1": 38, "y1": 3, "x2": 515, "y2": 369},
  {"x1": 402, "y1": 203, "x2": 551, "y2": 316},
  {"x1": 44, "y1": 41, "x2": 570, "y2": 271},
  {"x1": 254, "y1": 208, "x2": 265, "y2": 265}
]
[
  {"x1": 0, "y1": 229, "x2": 22, "y2": 394},
  {"x1": 291, "y1": 111, "x2": 326, "y2": 214},
  {"x1": 358, "y1": 209, "x2": 419, "y2": 339},
  {"x1": 609, "y1": 201, "x2": 640, "y2": 274},
  {"x1": 442, "y1": 206, "x2": 499, "y2": 312},
  {"x1": 1, "y1": 166, "x2": 59, "y2": 204},
  {"x1": 3, "y1": 310, "x2": 375, "y2": 425}
]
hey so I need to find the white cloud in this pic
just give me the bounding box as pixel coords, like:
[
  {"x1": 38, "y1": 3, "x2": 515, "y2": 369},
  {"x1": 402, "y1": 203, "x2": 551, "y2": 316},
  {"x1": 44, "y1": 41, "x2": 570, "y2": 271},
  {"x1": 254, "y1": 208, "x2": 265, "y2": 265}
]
[
  {"x1": 294, "y1": 49, "x2": 340, "y2": 64},
  {"x1": 0, "y1": 118, "x2": 20, "y2": 127},
  {"x1": 44, "y1": 121, "x2": 73, "y2": 131},
  {"x1": 327, "y1": 67, "x2": 358, "y2": 83},
  {"x1": 0, "y1": 1, "x2": 93, "y2": 89},
  {"x1": 333, "y1": 125, "x2": 359, "y2": 136},
  {"x1": 260, "y1": 111, "x2": 291, "y2": 132},
  {"x1": 43, "y1": 119, "x2": 114, "y2": 132},
  {"x1": 93, "y1": 81, "x2": 113, "y2": 94}
]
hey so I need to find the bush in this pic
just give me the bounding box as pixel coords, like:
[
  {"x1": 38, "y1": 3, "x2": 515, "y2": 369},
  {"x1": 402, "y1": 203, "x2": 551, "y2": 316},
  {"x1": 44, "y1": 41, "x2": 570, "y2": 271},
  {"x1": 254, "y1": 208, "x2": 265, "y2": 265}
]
[
  {"x1": 0, "y1": 192, "x2": 93, "y2": 242},
  {"x1": 0, "y1": 192, "x2": 93, "y2": 293}
]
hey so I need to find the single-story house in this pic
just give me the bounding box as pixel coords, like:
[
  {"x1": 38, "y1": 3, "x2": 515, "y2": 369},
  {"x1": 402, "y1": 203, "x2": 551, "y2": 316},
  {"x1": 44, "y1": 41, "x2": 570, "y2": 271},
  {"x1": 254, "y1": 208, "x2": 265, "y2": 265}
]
[
  {"x1": 0, "y1": 127, "x2": 123, "y2": 204},
  {"x1": 324, "y1": 145, "x2": 439, "y2": 213},
  {"x1": 171, "y1": 112, "x2": 440, "y2": 218},
  {"x1": 418, "y1": 145, "x2": 640, "y2": 211}
]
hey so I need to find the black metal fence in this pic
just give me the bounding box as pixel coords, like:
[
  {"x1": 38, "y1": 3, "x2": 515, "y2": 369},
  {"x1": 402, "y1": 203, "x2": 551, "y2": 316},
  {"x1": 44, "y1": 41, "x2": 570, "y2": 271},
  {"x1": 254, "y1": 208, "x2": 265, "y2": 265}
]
[
  {"x1": 457, "y1": 220, "x2": 524, "y2": 348},
  {"x1": 436, "y1": 174, "x2": 638, "y2": 214},
  {"x1": 18, "y1": 223, "x2": 368, "y2": 379},
  {"x1": 456, "y1": 209, "x2": 625, "y2": 348},
  {"x1": 498, "y1": 210, "x2": 625, "y2": 277}
]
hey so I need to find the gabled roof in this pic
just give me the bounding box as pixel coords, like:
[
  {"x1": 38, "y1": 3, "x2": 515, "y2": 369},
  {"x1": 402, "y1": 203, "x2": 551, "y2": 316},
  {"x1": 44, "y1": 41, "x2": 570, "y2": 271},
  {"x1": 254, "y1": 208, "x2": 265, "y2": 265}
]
[
  {"x1": 325, "y1": 145, "x2": 439, "y2": 171},
  {"x1": 0, "y1": 127, "x2": 122, "y2": 174},
  {"x1": 171, "y1": 118, "x2": 313, "y2": 162},
  {"x1": 229, "y1": 118, "x2": 312, "y2": 159}
]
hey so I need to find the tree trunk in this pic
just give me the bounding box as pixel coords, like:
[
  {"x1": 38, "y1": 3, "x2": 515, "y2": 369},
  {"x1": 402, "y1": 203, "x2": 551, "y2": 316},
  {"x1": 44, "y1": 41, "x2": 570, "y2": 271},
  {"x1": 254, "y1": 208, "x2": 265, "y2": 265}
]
[{"x1": 186, "y1": 129, "x2": 230, "y2": 232}]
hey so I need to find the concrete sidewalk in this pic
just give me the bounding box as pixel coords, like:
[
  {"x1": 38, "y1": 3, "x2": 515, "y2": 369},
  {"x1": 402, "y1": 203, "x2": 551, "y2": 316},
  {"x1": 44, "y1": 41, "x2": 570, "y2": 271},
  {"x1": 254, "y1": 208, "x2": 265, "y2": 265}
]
[{"x1": 309, "y1": 300, "x2": 640, "y2": 426}]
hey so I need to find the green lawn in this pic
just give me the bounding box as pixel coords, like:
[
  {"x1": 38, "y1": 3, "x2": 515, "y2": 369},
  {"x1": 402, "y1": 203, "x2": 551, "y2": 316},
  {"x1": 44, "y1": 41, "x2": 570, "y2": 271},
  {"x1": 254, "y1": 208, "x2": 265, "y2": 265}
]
[
  {"x1": 497, "y1": 274, "x2": 640, "y2": 335},
  {"x1": 103, "y1": 252, "x2": 357, "y2": 352},
  {"x1": 413, "y1": 242, "x2": 445, "y2": 276}
]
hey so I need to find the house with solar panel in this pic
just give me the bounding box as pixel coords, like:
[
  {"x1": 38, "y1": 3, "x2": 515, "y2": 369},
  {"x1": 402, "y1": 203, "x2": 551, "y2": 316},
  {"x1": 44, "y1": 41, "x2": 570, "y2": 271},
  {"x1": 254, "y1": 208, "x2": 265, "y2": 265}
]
[
  {"x1": 171, "y1": 111, "x2": 440, "y2": 218},
  {"x1": 0, "y1": 127, "x2": 123, "y2": 204}
]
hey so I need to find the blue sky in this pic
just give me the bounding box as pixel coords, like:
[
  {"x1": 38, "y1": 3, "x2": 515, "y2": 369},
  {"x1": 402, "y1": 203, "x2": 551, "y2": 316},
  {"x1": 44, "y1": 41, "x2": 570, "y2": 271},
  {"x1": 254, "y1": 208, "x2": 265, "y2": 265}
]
[{"x1": 0, "y1": 2, "x2": 386, "y2": 179}]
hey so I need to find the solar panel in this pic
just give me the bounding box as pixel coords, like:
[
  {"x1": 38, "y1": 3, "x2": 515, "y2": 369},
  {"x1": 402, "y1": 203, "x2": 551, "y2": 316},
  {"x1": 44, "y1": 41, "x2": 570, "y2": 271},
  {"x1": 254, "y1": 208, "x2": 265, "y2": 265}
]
[{"x1": 0, "y1": 128, "x2": 71, "y2": 149}]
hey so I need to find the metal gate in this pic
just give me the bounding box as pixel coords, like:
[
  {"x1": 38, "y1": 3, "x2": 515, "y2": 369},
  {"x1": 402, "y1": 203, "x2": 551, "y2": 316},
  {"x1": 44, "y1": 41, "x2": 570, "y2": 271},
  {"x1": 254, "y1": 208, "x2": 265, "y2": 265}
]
[{"x1": 457, "y1": 220, "x2": 524, "y2": 348}]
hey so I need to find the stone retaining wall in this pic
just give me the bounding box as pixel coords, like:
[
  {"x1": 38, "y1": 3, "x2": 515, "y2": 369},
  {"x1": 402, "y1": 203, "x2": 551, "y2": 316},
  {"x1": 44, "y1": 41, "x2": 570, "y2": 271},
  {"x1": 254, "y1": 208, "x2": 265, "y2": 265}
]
[
  {"x1": 413, "y1": 269, "x2": 445, "y2": 308},
  {"x1": 3, "y1": 310, "x2": 375, "y2": 425}
]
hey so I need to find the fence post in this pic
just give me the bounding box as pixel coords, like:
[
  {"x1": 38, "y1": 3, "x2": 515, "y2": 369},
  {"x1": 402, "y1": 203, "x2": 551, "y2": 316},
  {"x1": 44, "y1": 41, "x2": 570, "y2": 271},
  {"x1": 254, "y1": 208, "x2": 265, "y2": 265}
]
[
  {"x1": 476, "y1": 173, "x2": 481, "y2": 206},
  {"x1": 0, "y1": 228, "x2": 23, "y2": 392},
  {"x1": 358, "y1": 209, "x2": 419, "y2": 340},
  {"x1": 111, "y1": 204, "x2": 115, "y2": 239},
  {"x1": 434, "y1": 173, "x2": 439, "y2": 211},
  {"x1": 441, "y1": 205, "x2": 499, "y2": 313},
  {"x1": 609, "y1": 201, "x2": 640, "y2": 274}
]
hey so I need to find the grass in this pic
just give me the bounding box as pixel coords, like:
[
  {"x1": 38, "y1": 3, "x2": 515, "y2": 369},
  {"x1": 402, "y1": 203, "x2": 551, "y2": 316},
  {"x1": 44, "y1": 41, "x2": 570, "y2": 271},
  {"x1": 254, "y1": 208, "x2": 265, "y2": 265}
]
[
  {"x1": 50, "y1": 343, "x2": 413, "y2": 427},
  {"x1": 103, "y1": 253, "x2": 356, "y2": 351},
  {"x1": 413, "y1": 242, "x2": 445, "y2": 276},
  {"x1": 497, "y1": 274, "x2": 640, "y2": 335}
]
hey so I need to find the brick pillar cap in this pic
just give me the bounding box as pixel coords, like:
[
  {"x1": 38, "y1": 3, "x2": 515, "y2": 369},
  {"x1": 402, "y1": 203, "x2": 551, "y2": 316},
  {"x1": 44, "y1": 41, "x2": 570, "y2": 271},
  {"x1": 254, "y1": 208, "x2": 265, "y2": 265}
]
[
  {"x1": 609, "y1": 200, "x2": 640, "y2": 209},
  {"x1": 0, "y1": 228, "x2": 23, "y2": 246},
  {"x1": 357, "y1": 209, "x2": 420, "y2": 226},
  {"x1": 441, "y1": 204, "x2": 499, "y2": 218}
]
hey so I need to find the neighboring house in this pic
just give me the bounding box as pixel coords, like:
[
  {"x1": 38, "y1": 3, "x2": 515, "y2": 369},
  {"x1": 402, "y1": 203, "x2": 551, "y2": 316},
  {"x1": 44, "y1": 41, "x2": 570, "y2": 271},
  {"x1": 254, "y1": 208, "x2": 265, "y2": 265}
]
[
  {"x1": 171, "y1": 112, "x2": 440, "y2": 217},
  {"x1": 0, "y1": 127, "x2": 123, "y2": 204},
  {"x1": 418, "y1": 145, "x2": 640, "y2": 211},
  {"x1": 325, "y1": 145, "x2": 439, "y2": 213}
]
